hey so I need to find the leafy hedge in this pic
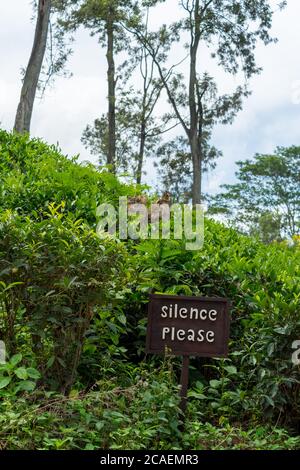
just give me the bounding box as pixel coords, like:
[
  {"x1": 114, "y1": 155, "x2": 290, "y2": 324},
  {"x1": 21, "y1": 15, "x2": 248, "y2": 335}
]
[
  {"x1": 0, "y1": 130, "x2": 299, "y2": 449},
  {"x1": 0, "y1": 129, "x2": 137, "y2": 225},
  {"x1": 0, "y1": 208, "x2": 126, "y2": 393},
  {"x1": 1, "y1": 368, "x2": 299, "y2": 450},
  {"x1": 121, "y1": 227, "x2": 300, "y2": 428}
]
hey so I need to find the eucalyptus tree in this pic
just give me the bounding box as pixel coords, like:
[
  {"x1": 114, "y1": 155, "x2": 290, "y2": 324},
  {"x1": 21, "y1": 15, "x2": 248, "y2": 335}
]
[
  {"x1": 58, "y1": 0, "x2": 142, "y2": 172},
  {"x1": 156, "y1": 131, "x2": 221, "y2": 202},
  {"x1": 14, "y1": 0, "x2": 72, "y2": 134},
  {"x1": 82, "y1": 6, "x2": 175, "y2": 183},
  {"x1": 131, "y1": 38, "x2": 166, "y2": 185},
  {"x1": 14, "y1": 0, "x2": 52, "y2": 134},
  {"x1": 81, "y1": 76, "x2": 173, "y2": 183},
  {"x1": 133, "y1": 0, "x2": 286, "y2": 204},
  {"x1": 81, "y1": 83, "x2": 164, "y2": 181}
]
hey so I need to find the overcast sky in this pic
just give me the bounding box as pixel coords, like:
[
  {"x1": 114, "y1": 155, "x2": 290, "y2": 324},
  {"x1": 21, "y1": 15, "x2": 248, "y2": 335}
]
[{"x1": 0, "y1": 1, "x2": 300, "y2": 194}]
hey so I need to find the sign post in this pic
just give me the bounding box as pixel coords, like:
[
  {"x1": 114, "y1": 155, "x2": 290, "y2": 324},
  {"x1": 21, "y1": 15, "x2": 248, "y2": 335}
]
[{"x1": 146, "y1": 294, "x2": 231, "y2": 414}]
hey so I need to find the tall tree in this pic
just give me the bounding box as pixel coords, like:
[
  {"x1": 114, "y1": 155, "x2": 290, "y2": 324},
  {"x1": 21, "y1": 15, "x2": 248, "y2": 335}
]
[
  {"x1": 81, "y1": 100, "x2": 143, "y2": 176},
  {"x1": 61, "y1": 0, "x2": 141, "y2": 172},
  {"x1": 133, "y1": 0, "x2": 286, "y2": 204},
  {"x1": 82, "y1": 10, "x2": 173, "y2": 183},
  {"x1": 81, "y1": 84, "x2": 164, "y2": 180},
  {"x1": 14, "y1": 0, "x2": 72, "y2": 134},
  {"x1": 208, "y1": 146, "x2": 300, "y2": 240},
  {"x1": 106, "y1": 3, "x2": 116, "y2": 170},
  {"x1": 14, "y1": 0, "x2": 52, "y2": 134},
  {"x1": 155, "y1": 137, "x2": 194, "y2": 202},
  {"x1": 131, "y1": 8, "x2": 170, "y2": 184},
  {"x1": 156, "y1": 131, "x2": 221, "y2": 202}
]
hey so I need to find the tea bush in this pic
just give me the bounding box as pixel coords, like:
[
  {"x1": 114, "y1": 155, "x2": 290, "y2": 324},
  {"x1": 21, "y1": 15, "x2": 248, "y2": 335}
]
[
  {"x1": 0, "y1": 130, "x2": 138, "y2": 225},
  {"x1": 0, "y1": 364, "x2": 182, "y2": 450},
  {"x1": 1, "y1": 364, "x2": 299, "y2": 450},
  {"x1": 0, "y1": 130, "x2": 299, "y2": 448},
  {"x1": 0, "y1": 207, "x2": 127, "y2": 392},
  {"x1": 0, "y1": 353, "x2": 40, "y2": 397},
  {"x1": 120, "y1": 226, "x2": 300, "y2": 428}
]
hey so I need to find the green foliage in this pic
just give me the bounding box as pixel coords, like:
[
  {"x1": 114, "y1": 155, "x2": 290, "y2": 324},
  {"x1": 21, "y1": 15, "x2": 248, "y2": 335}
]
[
  {"x1": 0, "y1": 131, "x2": 299, "y2": 449},
  {"x1": 1, "y1": 359, "x2": 299, "y2": 450},
  {"x1": 120, "y1": 219, "x2": 300, "y2": 426},
  {"x1": 182, "y1": 419, "x2": 300, "y2": 450},
  {"x1": 0, "y1": 130, "x2": 134, "y2": 392},
  {"x1": 61, "y1": 0, "x2": 141, "y2": 42},
  {"x1": 0, "y1": 366, "x2": 299, "y2": 450},
  {"x1": 209, "y1": 146, "x2": 300, "y2": 240},
  {"x1": 0, "y1": 365, "x2": 182, "y2": 450},
  {"x1": 0, "y1": 353, "x2": 40, "y2": 398},
  {"x1": 0, "y1": 207, "x2": 126, "y2": 392},
  {"x1": 0, "y1": 130, "x2": 138, "y2": 224}
]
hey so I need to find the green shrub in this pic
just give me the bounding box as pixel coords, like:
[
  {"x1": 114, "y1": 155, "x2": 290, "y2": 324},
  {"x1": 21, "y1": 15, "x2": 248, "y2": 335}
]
[
  {"x1": 120, "y1": 222, "x2": 300, "y2": 427},
  {"x1": 0, "y1": 364, "x2": 182, "y2": 450},
  {"x1": 0, "y1": 365, "x2": 299, "y2": 450},
  {"x1": 0, "y1": 129, "x2": 138, "y2": 225},
  {"x1": 0, "y1": 353, "x2": 40, "y2": 398},
  {"x1": 0, "y1": 130, "x2": 299, "y2": 446},
  {"x1": 0, "y1": 207, "x2": 126, "y2": 392}
]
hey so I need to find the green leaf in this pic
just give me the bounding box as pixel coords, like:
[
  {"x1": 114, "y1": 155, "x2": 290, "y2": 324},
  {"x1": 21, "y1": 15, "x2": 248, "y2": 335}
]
[
  {"x1": 274, "y1": 327, "x2": 288, "y2": 335},
  {"x1": 0, "y1": 377, "x2": 11, "y2": 389},
  {"x1": 46, "y1": 356, "x2": 55, "y2": 369},
  {"x1": 26, "y1": 368, "x2": 41, "y2": 380},
  {"x1": 85, "y1": 444, "x2": 95, "y2": 450},
  {"x1": 224, "y1": 365, "x2": 237, "y2": 375},
  {"x1": 117, "y1": 313, "x2": 127, "y2": 325},
  {"x1": 265, "y1": 395, "x2": 275, "y2": 407},
  {"x1": 267, "y1": 343, "x2": 275, "y2": 356},
  {"x1": 16, "y1": 380, "x2": 36, "y2": 392},
  {"x1": 209, "y1": 379, "x2": 221, "y2": 388},
  {"x1": 10, "y1": 353, "x2": 22, "y2": 367},
  {"x1": 188, "y1": 391, "x2": 206, "y2": 399},
  {"x1": 15, "y1": 367, "x2": 28, "y2": 380},
  {"x1": 95, "y1": 422, "x2": 105, "y2": 431}
]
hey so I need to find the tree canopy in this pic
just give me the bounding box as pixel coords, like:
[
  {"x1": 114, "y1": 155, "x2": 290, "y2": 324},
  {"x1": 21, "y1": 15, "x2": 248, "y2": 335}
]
[{"x1": 209, "y1": 146, "x2": 300, "y2": 241}]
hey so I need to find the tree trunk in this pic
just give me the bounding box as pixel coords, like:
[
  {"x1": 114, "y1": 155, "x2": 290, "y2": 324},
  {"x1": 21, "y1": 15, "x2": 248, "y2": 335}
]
[
  {"x1": 14, "y1": 0, "x2": 51, "y2": 134},
  {"x1": 106, "y1": 13, "x2": 116, "y2": 172},
  {"x1": 188, "y1": 0, "x2": 202, "y2": 205},
  {"x1": 189, "y1": 52, "x2": 202, "y2": 205},
  {"x1": 136, "y1": 119, "x2": 146, "y2": 185},
  {"x1": 191, "y1": 134, "x2": 202, "y2": 205}
]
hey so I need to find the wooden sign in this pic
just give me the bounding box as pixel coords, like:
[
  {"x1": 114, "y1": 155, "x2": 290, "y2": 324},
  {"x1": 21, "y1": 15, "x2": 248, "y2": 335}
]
[
  {"x1": 146, "y1": 294, "x2": 230, "y2": 357},
  {"x1": 146, "y1": 294, "x2": 231, "y2": 413}
]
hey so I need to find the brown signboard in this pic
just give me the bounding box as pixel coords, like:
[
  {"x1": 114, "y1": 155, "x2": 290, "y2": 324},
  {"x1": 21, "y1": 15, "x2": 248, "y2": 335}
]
[{"x1": 146, "y1": 294, "x2": 230, "y2": 358}]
